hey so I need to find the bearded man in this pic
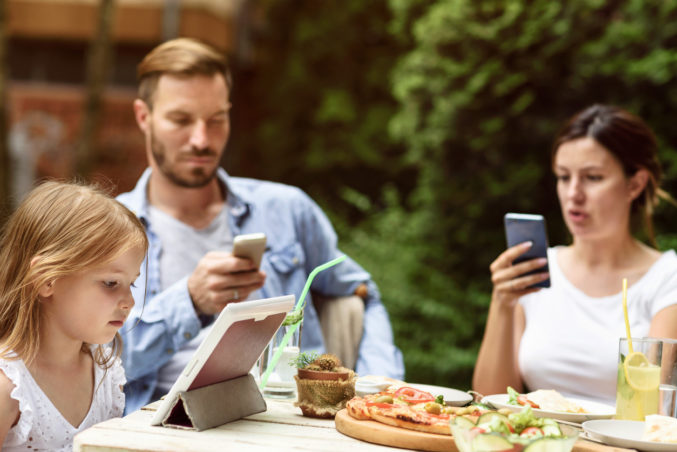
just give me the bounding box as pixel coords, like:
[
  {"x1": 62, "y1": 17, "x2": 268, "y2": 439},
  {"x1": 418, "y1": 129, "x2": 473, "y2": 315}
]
[{"x1": 117, "y1": 38, "x2": 404, "y2": 413}]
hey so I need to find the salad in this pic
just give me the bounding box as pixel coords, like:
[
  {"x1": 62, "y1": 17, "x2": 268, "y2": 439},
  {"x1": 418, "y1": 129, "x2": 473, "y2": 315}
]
[
  {"x1": 507, "y1": 386, "x2": 540, "y2": 409},
  {"x1": 449, "y1": 406, "x2": 578, "y2": 452}
]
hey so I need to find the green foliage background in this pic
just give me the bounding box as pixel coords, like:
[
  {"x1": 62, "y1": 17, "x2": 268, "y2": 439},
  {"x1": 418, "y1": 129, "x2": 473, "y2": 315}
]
[{"x1": 229, "y1": 0, "x2": 677, "y2": 389}]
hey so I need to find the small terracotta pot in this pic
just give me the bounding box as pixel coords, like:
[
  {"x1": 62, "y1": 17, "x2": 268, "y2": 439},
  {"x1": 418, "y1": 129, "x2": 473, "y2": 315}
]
[{"x1": 297, "y1": 368, "x2": 351, "y2": 381}]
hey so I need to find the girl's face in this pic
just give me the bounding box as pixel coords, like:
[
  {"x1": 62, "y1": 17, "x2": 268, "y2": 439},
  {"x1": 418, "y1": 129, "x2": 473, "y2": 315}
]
[
  {"x1": 554, "y1": 137, "x2": 646, "y2": 242},
  {"x1": 41, "y1": 245, "x2": 144, "y2": 345}
]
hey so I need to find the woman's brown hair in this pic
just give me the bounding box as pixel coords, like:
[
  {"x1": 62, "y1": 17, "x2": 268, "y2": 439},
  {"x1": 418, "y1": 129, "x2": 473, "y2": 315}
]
[{"x1": 552, "y1": 104, "x2": 672, "y2": 246}]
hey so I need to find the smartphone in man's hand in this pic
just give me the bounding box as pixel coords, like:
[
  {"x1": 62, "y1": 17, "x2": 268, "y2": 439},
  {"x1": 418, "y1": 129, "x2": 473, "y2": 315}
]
[
  {"x1": 232, "y1": 233, "x2": 267, "y2": 269},
  {"x1": 504, "y1": 213, "x2": 550, "y2": 288}
]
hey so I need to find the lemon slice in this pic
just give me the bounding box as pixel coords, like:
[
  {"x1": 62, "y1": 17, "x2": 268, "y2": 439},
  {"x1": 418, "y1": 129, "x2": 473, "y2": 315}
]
[
  {"x1": 625, "y1": 351, "x2": 650, "y2": 367},
  {"x1": 623, "y1": 352, "x2": 660, "y2": 392}
]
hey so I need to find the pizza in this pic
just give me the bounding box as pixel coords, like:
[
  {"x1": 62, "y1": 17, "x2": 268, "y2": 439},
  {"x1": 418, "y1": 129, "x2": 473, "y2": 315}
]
[{"x1": 345, "y1": 385, "x2": 487, "y2": 436}]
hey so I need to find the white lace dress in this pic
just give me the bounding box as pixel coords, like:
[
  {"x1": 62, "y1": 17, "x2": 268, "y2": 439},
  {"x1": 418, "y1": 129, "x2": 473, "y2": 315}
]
[{"x1": 0, "y1": 350, "x2": 126, "y2": 452}]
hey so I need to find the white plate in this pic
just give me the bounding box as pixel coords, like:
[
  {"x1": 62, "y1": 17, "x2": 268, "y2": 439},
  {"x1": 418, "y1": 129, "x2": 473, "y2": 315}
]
[
  {"x1": 583, "y1": 419, "x2": 677, "y2": 451},
  {"x1": 482, "y1": 393, "x2": 615, "y2": 423},
  {"x1": 355, "y1": 377, "x2": 393, "y2": 397},
  {"x1": 409, "y1": 383, "x2": 473, "y2": 407}
]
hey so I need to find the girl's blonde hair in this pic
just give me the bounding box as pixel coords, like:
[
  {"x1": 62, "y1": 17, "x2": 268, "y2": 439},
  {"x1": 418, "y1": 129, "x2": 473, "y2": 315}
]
[{"x1": 0, "y1": 180, "x2": 148, "y2": 367}]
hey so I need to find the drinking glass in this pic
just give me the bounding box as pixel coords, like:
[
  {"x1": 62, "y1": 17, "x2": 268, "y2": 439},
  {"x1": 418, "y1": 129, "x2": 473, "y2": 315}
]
[
  {"x1": 659, "y1": 384, "x2": 677, "y2": 417},
  {"x1": 259, "y1": 322, "x2": 301, "y2": 399},
  {"x1": 615, "y1": 337, "x2": 662, "y2": 420},
  {"x1": 659, "y1": 338, "x2": 677, "y2": 417}
]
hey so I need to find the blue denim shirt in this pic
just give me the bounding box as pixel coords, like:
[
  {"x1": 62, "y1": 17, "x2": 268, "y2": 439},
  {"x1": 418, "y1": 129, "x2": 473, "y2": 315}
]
[{"x1": 117, "y1": 168, "x2": 404, "y2": 413}]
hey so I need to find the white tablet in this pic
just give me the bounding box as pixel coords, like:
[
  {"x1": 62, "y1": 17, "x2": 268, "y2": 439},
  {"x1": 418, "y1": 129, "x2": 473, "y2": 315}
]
[{"x1": 150, "y1": 295, "x2": 295, "y2": 425}]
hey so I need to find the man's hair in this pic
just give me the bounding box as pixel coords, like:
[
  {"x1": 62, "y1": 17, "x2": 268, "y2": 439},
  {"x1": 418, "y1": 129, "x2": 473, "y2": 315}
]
[
  {"x1": 0, "y1": 180, "x2": 149, "y2": 367},
  {"x1": 137, "y1": 37, "x2": 232, "y2": 108}
]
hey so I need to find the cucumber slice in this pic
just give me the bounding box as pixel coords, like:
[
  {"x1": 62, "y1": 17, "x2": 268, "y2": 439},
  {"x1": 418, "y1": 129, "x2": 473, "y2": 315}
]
[
  {"x1": 476, "y1": 411, "x2": 514, "y2": 435},
  {"x1": 470, "y1": 433, "x2": 514, "y2": 451},
  {"x1": 452, "y1": 416, "x2": 476, "y2": 429},
  {"x1": 449, "y1": 425, "x2": 472, "y2": 452},
  {"x1": 477, "y1": 411, "x2": 510, "y2": 425},
  {"x1": 541, "y1": 423, "x2": 562, "y2": 437}
]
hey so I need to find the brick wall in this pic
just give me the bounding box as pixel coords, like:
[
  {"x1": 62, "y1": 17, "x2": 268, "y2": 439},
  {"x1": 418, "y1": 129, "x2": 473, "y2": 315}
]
[{"x1": 8, "y1": 82, "x2": 147, "y2": 197}]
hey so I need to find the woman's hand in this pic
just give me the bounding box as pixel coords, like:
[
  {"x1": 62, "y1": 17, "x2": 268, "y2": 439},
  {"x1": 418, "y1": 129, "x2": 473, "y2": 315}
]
[
  {"x1": 474, "y1": 242, "x2": 543, "y2": 395},
  {"x1": 490, "y1": 241, "x2": 549, "y2": 308}
]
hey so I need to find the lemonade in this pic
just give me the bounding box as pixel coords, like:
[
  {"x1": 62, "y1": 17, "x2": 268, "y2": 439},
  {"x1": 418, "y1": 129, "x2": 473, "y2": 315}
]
[{"x1": 615, "y1": 352, "x2": 660, "y2": 420}]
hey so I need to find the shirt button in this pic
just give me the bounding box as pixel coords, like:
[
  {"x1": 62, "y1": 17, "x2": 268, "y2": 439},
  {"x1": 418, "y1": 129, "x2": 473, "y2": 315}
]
[
  {"x1": 184, "y1": 332, "x2": 192, "y2": 339},
  {"x1": 166, "y1": 348, "x2": 174, "y2": 355},
  {"x1": 292, "y1": 257, "x2": 299, "y2": 265}
]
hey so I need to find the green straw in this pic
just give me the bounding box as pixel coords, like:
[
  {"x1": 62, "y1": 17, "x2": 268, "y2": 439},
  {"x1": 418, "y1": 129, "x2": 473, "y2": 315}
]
[{"x1": 259, "y1": 255, "x2": 347, "y2": 390}]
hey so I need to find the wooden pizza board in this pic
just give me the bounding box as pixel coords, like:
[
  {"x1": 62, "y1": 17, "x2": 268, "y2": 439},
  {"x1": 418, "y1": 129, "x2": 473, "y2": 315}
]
[
  {"x1": 334, "y1": 409, "x2": 636, "y2": 452},
  {"x1": 335, "y1": 409, "x2": 456, "y2": 452}
]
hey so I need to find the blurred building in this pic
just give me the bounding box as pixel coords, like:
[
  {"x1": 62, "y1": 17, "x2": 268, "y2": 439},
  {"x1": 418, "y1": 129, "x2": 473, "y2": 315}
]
[{"x1": 8, "y1": 0, "x2": 250, "y2": 197}]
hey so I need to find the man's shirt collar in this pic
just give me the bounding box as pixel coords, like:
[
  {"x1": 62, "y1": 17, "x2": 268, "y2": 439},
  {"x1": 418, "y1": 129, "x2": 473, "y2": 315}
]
[{"x1": 124, "y1": 167, "x2": 253, "y2": 225}]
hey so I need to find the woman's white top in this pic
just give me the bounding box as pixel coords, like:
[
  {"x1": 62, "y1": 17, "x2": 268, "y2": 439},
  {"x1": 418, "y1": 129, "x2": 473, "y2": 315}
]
[
  {"x1": 519, "y1": 247, "x2": 677, "y2": 405},
  {"x1": 1, "y1": 349, "x2": 126, "y2": 452}
]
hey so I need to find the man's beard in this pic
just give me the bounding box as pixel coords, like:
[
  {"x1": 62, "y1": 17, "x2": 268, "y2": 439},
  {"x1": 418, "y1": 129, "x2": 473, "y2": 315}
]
[{"x1": 150, "y1": 127, "x2": 219, "y2": 188}]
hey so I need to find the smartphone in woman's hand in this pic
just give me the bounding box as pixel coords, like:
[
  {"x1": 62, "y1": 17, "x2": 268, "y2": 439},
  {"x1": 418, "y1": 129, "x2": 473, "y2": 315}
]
[{"x1": 504, "y1": 213, "x2": 550, "y2": 288}]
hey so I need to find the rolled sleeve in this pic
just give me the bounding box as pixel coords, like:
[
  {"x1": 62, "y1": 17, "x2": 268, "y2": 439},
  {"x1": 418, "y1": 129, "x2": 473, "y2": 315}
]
[{"x1": 355, "y1": 283, "x2": 404, "y2": 380}]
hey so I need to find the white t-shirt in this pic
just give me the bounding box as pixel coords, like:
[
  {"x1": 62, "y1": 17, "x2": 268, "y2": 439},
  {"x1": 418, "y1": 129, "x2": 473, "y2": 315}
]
[
  {"x1": 519, "y1": 247, "x2": 677, "y2": 405},
  {"x1": 150, "y1": 205, "x2": 232, "y2": 395},
  {"x1": 149, "y1": 205, "x2": 260, "y2": 396}
]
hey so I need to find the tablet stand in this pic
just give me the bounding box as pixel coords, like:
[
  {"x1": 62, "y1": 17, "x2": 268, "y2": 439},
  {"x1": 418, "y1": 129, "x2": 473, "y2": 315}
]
[{"x1": 161, "y1": 373, "x2": 267, "y2": 431}]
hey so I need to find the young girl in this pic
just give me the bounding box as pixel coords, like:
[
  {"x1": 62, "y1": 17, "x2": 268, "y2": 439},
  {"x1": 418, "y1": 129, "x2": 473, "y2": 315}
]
[{"x1": 0, "y1": 181, "x2": 148, "y2": 451}]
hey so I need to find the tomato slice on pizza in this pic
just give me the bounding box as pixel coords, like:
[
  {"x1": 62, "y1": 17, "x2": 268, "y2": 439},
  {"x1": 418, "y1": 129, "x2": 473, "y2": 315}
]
[{"x1": 394, "y1": 386, "x2": 436, "y2": 404}]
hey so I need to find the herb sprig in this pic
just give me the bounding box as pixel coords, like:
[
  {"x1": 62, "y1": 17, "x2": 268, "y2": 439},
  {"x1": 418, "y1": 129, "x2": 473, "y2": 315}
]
[{"x1": 289, "y1": 351, "x2": 319, "y2": 369}]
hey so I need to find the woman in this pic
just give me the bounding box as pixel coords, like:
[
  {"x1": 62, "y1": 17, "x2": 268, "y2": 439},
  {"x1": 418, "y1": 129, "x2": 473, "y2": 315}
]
[{"x1": 473, "y1": 104, "x2": 677, "y2": 405}]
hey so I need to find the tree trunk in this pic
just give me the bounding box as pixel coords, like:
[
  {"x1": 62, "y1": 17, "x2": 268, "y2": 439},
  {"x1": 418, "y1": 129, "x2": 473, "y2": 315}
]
[
  {"x1": 162, "y1": 0, "x2": 181, "y2": 41},
  {"x1": 0, "y1": 0, "x2": 10, "y2": 217},
  {"x1": 75, "y1": 0, "x2": 116, "y2": 179}
]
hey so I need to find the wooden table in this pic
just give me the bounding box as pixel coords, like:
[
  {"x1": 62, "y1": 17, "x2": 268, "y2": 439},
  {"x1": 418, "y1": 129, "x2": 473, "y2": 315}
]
[
  {"x1": 73, "y1": 398, "x2": 402, "y2": 451},
  {"x1": 73, "y1": 398, "x2": 637, "y2": 452}
]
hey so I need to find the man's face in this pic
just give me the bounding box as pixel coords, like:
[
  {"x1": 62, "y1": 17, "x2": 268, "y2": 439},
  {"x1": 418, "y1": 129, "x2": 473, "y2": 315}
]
[{"x1": 137, "y1": 73, "x2": 231, "y2": 188}]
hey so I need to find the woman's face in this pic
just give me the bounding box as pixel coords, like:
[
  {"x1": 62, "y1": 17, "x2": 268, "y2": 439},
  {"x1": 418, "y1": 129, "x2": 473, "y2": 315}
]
[{"x1": 554, "y1": 137, "x2": 645, "y2": 242}]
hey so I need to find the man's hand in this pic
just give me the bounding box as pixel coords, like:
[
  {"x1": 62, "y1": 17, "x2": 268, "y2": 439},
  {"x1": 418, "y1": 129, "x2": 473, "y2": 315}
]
[{"x1": 187, "y1": 251, "x2": 266, "y2": 315}]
